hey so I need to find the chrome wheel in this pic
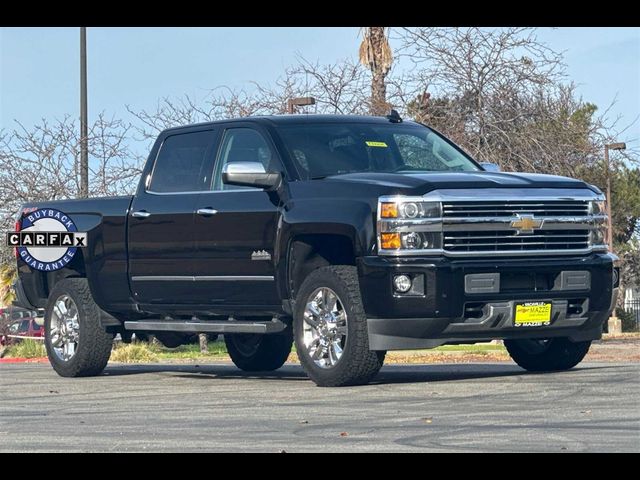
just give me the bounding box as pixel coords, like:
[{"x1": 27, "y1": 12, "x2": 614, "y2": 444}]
[
  {"x1": 49, "y1": 294, "x2": 80, "y2": 362},
  {"x1": 302, "y1": 287, "x2": 348, "y2": 369}
]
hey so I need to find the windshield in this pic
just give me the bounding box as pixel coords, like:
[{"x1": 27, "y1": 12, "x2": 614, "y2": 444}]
[{"x1": 276, "y1": 122, "x2": 479, "y2": 179}]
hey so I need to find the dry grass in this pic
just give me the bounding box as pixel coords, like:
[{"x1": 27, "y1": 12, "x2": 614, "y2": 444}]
[
  {"x1": 109, "y1": 335, "x2": 640, "y2": 365},
  {"x1": 110, "y1": 342, "x2": 159, "y2": 363},
  {"x1": 4, "y1": 340, "x2": 46, "y2": 359}
]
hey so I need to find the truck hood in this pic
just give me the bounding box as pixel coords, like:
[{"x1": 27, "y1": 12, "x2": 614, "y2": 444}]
[{"x1": 325, "y1": 171, "x2": 598, "y2": 194}]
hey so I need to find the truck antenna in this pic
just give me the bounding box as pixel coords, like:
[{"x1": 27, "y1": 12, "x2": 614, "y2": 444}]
[{"x1": 386, "y1": 109, "x2": 402, "y2": 123}]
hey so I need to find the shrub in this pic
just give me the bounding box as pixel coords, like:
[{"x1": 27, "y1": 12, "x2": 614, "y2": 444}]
[
  {"x1": 5, "y1": 339, "x2": 46, "y2": 358},
  {"x1": 110, "y1": 342, "x2": 159, "y2": 363}
]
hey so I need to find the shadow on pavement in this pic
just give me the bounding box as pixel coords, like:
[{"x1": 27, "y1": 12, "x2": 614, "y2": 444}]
[{"x1": 101, "y1": 362, "x2": 623, "y2": 385}]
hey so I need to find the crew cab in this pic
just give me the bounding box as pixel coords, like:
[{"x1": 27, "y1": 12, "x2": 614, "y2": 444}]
[{"x1": 13, "y1": 114, "x2": 619, "y2": 386}]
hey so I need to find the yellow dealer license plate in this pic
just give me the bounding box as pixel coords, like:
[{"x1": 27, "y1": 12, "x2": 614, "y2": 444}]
[{"x1": 514, "y1": 302, "x2": 552, "y2": 327}]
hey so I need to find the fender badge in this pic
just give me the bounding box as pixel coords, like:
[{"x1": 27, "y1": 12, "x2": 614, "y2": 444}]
[{"x1": 251, "y1": 250, "x2": 271, "y2": 261}]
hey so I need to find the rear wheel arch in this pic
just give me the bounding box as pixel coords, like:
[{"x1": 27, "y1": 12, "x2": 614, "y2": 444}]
[{"x1": 35, "y1": 252, "x2": 87, "y2": 305}]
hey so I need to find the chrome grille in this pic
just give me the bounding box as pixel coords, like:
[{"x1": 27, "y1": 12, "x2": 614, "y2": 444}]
[
  {"x1": 441, "y1": 198, "x2": 598, "y2": 256},
  {"x1": 443, "y1": 200, "x2": 589, "y2": 218},
  {"x1": 377, "y1": 189, "x2": 606, "y2": 258},
  {"x1": 444, "y1": 229, "x2": 590, "y2": 253}
]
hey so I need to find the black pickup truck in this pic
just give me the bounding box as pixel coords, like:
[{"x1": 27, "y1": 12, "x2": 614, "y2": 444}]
[{"x1": 13, "y1": 114, "x2": 619, "y2": 386}]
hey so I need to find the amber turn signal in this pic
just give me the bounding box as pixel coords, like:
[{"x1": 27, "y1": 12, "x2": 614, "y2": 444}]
[
  {"x1": 381, "y1": 233, "x2": 401, "y2": 249},
  {"x1": 380, "y1": 203, "x2": 398, "y2": 218}
]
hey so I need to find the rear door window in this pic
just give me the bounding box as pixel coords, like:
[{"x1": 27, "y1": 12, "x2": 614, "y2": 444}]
[{"x1": 149, "y1": 130, "x2": 217, "y2": 193}]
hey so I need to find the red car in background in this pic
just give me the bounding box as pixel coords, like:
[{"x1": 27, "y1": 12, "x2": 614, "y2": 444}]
[{"x1": 0, "y1": 308, "x2": 43, "y2": 347}]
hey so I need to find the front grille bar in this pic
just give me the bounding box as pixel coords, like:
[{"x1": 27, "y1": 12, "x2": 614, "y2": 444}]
[{"x1": 441, "y1": 199, "x2": 603, "y2": 257}]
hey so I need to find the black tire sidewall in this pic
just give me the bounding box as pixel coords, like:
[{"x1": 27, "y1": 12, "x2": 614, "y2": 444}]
[
  {"x1": 294, "y1": 266, "x2": 381, "y2": 386},
  {"x1": 505, "y1": 337, "x2": 591, "y2": 372},
  {"x1": 44, "y1": 278, "x2": 112, "y2": 377},
  {"x1": 225, "y1": 331, "x2": 293, "y2": 372}
]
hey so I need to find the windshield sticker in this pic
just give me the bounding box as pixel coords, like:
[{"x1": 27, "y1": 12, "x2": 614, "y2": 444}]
[
  {"x1": 6, "y1": 208, "x2": 87, "y2": 272},
  {"x1": 328, "y1": 136, "x2": 355, "y2": 151},
  {"x1": 365, "y1": 141, "x2": 388, "y2": 148}
]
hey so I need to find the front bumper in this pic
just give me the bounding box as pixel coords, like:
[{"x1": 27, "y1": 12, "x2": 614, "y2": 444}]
[{"x1": 357, "y1": 253, "x2": 618, "y2": 350}]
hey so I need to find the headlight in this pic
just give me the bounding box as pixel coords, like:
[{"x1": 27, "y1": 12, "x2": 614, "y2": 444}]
[
  {"x1": 590, "y1": 227, "x2": 606, "y2": 246},
  {"x1": 377, "y1": 197, "x2": 443, "y2": 255},
  {"x1": 589, "y1": 199, "x2": 606, "y2": 215},
  {"x1": 589, "y1": 197, "x2": 608, "y2": 250},
  {"x1": 380, "y1": 200, "x2": 441, "y2": 219}
]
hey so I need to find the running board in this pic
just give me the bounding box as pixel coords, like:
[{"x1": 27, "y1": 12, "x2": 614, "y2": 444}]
[{"x1": 124, "y1": 318, "x2": 287, "y2": 334}]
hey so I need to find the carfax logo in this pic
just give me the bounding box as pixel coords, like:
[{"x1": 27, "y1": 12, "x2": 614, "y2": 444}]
[{"x1": 6, "y1": 208, "x2": 87, "y2": 272}]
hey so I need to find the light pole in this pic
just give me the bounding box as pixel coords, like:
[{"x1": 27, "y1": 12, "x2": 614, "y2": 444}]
[
  {"x1": 604, "y1": 142, "x2": 626, "y2": 251},
  {"x1": 79, "y1": 27, "x2": 88, "y2": 198},
  {"x1": 287, "y1": 97, "x2": 315, "y2": 114},
  {"x1": 604, "y1": 141, "x2": 626, "y2": 335}
]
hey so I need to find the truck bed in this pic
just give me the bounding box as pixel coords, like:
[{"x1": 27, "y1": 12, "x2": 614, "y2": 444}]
[{"x1": 18, "y1": 195, "x2": 134, "y2": 312}]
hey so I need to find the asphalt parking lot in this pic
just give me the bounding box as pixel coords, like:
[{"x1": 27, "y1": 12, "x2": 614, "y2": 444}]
[{"x1": 0, "y1": 362, "x2": 638, "y2": 452}]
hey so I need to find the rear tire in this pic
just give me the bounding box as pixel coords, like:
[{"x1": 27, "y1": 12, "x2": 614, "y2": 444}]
[
  {"x1": 225, "y1": 331, "x2": 293, "y2": 372},
  {"x1": 505, "y1": 337, "x2": 591, "y2": 372},
  {"x1": 44, "y1": 278, "x2": 113, "y2": 378},
  {"x1": 294, "y1": 266, "x2": 385, "y2": 387}
]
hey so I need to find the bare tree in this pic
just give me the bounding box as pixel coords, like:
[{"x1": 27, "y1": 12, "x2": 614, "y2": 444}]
[
  {"x1": 399, "y1": 27, "x2": 565, "y2": 159},
  {"x1": 288, "y1": 58, "x2": 370, "y2": 114},
  {"x1": 359, "y1": 27, "x2": 393, "y2": 115},
  {"x1": 398, "y1": 27, "x2": 638, "y2": 174},
  {"x1": 128, "y1": 57, "x2": 371, "y2": 143}
]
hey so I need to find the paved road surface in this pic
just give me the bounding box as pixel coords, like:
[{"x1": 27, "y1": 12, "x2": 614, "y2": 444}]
[{"x1": 1, "y1": 362, "x2": 638, "y2": 452}]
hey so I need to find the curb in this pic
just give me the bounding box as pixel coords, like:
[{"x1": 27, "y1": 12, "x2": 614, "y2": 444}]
[{"x1": 0, "y1": 357, "x2": 48, "y2": 364}]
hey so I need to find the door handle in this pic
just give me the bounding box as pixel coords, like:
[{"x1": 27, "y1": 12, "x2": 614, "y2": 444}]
[
  {"x1": 196, "y1": 208, "x2": 218, "y2": 216},
  {"x1": 132, "y1": 210, "x2": 151, "y2": 218}
]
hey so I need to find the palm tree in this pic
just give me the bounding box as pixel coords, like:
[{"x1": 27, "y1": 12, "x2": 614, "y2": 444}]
[
  {"x1": 359, "y1": 27, "x2": 393, "y2": 116},
  {"x1": 0, "y1": 263, "x2": 17, "y2": 357},
  {"x1": 0, "y1": 263, "x2": 17, "y2": 308}
]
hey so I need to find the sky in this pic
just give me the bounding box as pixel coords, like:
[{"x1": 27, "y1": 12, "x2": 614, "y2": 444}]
[{"x1": 1, "y1": 27, "x2": 639, "y2": 155}]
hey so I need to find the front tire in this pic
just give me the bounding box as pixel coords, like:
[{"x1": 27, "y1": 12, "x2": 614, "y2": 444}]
[
  {"x1": 294, "y1": 266, "x2": 385, "y2": 387},
  {"x1": 45, "y1": 278, "x2": 114, "y2": 377},
  {"x1": 225, "y1": 331, "x2": 293, "y2": 372},
  {"x1": 505, "y1": 337, "x2": 591, "y2": 372}
]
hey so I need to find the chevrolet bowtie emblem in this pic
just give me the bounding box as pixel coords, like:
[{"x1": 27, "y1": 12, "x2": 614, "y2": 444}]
[{"x1": 510, "y1": 214, "x2": 543, "y2": 234}]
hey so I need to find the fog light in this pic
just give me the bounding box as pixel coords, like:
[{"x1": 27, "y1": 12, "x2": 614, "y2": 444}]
[{"x1": 393, "y1": 274, "x2": 412, "y2": 293}]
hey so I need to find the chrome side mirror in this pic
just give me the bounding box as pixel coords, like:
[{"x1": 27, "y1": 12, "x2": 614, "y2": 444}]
[
  {"x1": 222, "y1": 162, "x2": 281, "y2": 190},
  {"x1": 480, "y1": 162, "x2": 501, "y2": 172}
]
